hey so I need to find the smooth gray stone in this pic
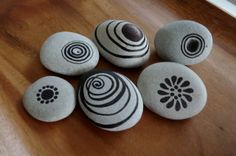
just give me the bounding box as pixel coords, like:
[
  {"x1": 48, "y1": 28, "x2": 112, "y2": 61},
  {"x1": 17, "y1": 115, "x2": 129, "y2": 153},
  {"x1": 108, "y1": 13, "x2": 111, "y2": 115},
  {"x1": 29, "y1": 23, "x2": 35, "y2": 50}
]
[
  {"x1": 92, "y1": 20, "x2": 150, "y2": 68},
  {"x1": 40, "y1": 32, "x2": 99, "y2": 76},
  {"x1": 137, "y1": 62, "x2": 207, "y2": 120},
  {"x1": 23, "y1": 76, "x2": 76, "y2": 122},
  {"x1": 155, "y1": 20, "x2": 213, "y2": 65},
  {"x1": 78, "y1": 70, "x2": 143, "y2": 131}
]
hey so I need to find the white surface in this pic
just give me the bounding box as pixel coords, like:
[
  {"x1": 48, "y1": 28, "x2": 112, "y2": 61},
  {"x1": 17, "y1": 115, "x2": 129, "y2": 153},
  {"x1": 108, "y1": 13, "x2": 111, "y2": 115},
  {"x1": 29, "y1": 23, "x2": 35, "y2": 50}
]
[
  {"x1": 137, "y1": 62, "x2": 207, "y2": 120},
  {"x1": 207, "y1": 0, "x2": 236, "y2": 18},
  {"x1": 40, "y1": 32, "x2": 99, "y2": 76},
  {"x1": 92, "y1": 20, "x2": 150, "y2": 68},
  {"x1": 155, "y1": 20, "x2": 213, "y2": 65},
  {"x1": 23, "y1": 76, "x2": 76, "y2": 122},
  {"x1": 78, "y1": 71, "x2": 143, "y2": 131}
]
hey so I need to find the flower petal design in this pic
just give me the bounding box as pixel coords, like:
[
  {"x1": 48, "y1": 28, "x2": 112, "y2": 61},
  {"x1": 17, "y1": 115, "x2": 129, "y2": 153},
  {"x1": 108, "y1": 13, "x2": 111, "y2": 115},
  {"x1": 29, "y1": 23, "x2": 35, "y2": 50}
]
[
  {"x1": 166, "y1": 99, "x2": 174, "y2": 108},
  {"x1": 158, "y1": 75, "x2": 194, "y2": 112},
  {"x1": 164, "y1": 78, "x2": 172, "y2": 87},
  {"x1": 157, "y1": 90, "x2": 169, "y2": 95},
  {"x1": 183, "y1": 94, "x2": 192, "y2": 102},
  {"x1": 180, "y1": 80, "x2": 190, "y2": 87},
  {"x1": 160, "y1": 96, "x2": 171, "y2": 103},
  {"x1": 183, "y1": 88, "x2": 194, "y2": 93},
  {"x1": 177, "y1": 77, "x2": 183, "y2": 85},
  {"x1": 160, "y1": 83, "x2": 169, "y2": 90},
  {"x1": 181, "y1": 98, "x2": 187, "y2": 108},
  {"x1": 171, "y1": 76, "x2": 177, "y2": 85},
  {"x1": 175, "y1": 100, "x2": 181, "y2": 111}
]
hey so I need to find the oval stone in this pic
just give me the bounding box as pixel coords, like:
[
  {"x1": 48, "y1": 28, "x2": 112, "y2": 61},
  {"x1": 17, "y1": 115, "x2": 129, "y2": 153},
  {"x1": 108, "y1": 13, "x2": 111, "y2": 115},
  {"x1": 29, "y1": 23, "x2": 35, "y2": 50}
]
[
  {"x1": 137, "y1": 62, "x2": 207, "y2": 120},
  {"x1": 23, "y1": 76, "x2": 76, "y2": 122},
  {"x1": 78, "y1": 70, "x2": 143, "y2": 131},
  {"x1": 40, "y1": 32, "x2": 99, "y2": 76},
  {"x1": 155, "y1": 20, "x2": 213, "y2": 65},
  {"x1": 92, "y1": 20, "x2": 150, "y2": 68}
]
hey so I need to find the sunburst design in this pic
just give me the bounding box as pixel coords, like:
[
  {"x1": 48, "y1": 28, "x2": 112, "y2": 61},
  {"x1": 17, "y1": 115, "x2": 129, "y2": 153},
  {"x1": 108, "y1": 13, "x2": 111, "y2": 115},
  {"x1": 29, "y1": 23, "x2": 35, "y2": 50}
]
[
  {"x1": 36, "y1": 85, "x2": 59, "y2": 104},
  {"x1": 157, "y1": 75, "x2": 194, "y2": 111}
]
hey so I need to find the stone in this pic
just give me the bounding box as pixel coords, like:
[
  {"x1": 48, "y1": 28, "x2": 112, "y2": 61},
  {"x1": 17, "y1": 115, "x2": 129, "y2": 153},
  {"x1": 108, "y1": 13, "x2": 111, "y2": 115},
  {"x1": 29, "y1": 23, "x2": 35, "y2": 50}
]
[
  {"x1": 154, "y1": 20, "x2": 213, "y2": 65},
  {"x1": 40, "y1": 32, "x2": 99, "y2": 76},
  {"x1": 23, "y1": 76, "x2": 76, "y2": 122},
  {"x1": 78, "y1": 70, "x2": 143, "y2": 131},
  {"x1": 137, "y1": 62, "x2": 207, "y2": 120},
  {"x1": 92, "y1": 20, "x2": 150, "y2": 68}
]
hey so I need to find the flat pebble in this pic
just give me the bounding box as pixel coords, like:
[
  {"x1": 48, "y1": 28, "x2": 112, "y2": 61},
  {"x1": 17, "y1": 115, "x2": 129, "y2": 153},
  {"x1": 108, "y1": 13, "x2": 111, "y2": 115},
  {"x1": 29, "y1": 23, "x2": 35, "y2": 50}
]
[
  {"x1": 78, "y1": 70, "x2": 143, "y2": 131},
  {"x1": 137, "y1": 62, "x2": 207, "y2": 120},
  {"x1": 23, "y1": 76, "x2": 76, "y2": 122},
  {"x1": 155, "y1": 20, "x2": 213, "y2": 65},
  {"x1": 40, "y1": 32, "x2": 99, "y2": 76},
  {"x1": 92, "y1": 20, "x2": 150, "y2": 68}
]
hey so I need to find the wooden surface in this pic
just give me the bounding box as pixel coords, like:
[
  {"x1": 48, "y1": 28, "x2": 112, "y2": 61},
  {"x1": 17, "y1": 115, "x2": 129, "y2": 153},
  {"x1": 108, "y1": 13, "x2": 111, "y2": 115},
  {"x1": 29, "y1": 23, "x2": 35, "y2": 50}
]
[{"x1": 0, "y1": 0, "x2": 236, "y2": 155}]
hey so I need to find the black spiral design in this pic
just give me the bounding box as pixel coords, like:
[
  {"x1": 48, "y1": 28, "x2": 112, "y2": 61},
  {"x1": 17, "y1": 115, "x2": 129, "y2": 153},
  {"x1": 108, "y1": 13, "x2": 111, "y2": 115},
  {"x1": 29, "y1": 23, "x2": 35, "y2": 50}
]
[
  {"x1": 61, "y1": 41, "x2": 93, "y2": 64},
  {"x1": 181, "y1": 33, "x2": 205, "y2": 58},
  {"x1": 94, "y1": 20, "x2": 149, "y2": 58},
  {"x1": 79, "y1": 71, "x2": 140, "y2": 129}
]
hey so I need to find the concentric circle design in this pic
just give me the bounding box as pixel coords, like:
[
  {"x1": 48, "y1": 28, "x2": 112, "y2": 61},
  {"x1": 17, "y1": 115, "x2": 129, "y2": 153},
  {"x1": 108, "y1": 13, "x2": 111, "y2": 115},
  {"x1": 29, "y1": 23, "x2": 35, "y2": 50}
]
[
  {"x1": 61, "y1": 41, "x2": 94, "y2": 64},
  {"x1": 78, "y1": 71, "x2": 141, "y2": 129},
  {"x1": 181, "y1": 33, "x2": 205, "y2": 58},
  {"x1": 94, "y1": 20, "x2": 149, "y2": 58}
]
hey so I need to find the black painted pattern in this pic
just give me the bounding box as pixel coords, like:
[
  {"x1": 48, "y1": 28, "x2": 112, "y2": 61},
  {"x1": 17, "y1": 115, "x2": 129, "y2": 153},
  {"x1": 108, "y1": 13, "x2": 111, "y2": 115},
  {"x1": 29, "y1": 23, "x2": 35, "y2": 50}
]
[
  {"x1": 36, "y1": 85, "x2": 59, "y2": 104},
  {"x1": 181, "y1": 33, "x2": 205, "y2": 58},
  {"x1": 157, "y1": 75, "x2": 194, "y2": 111},
  {"x1": 79, "y1": 71, "x2": 140, "y2": 129},
  {"x1": 61, "y1": 41, "x2": 93, "y2": 64},
  {"x1": 94, "y1": 20, "x2": 149, "y2": 59}
]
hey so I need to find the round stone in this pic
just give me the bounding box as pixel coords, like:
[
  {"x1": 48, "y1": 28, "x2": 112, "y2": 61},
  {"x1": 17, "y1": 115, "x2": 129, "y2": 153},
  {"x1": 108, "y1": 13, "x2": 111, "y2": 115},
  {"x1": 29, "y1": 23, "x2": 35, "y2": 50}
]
[
  {"x1": 154, "y1": 20, "x2": 213, "y2": 65},
  {"x1": 92, "y1": 20, "x2": 150, "y2": 68},
  {"x1": 40, "y1": 32, "x2": 99, "y2": 76},
  {"x1": 78, "y1": 70, "x2": 143, "y2": 131},
  {"x1": 137, "y1": 62, "x2": 207, "y2": 120},
  {"x1": 23, "y1": 76, "x2": 76, "y2": 122}
]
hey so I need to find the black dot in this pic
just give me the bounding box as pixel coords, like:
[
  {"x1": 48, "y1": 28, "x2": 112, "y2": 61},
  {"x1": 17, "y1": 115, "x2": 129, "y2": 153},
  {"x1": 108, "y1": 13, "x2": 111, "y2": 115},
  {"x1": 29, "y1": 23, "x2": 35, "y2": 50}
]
[
  {"x1": 54, "y1": 88, "x2": 58, "y2": 91},
  {"x1": 178, "y1": 94, "x2": 182, "y2": 97},
  {"x1": 54, "y1": 96, "x2": 58, "y2": 99},
  {"x1": 50, "y1": 86, "x2": 53, "y2": 89},
  {"x1": 42, "y1": 86, "x2": 46, "y2": 89},
  {"x1": 170, "y1": 88, "x2": 175, "y2": 91},
  {"x1": 187, "y1": 39, "x2": 199, "y2": 52},
  {"x1": 36, "y1": 94, "x2": 40, "y2": 97},
  {"x1": 38, "y1": 89, "x2": 42, "y2": 92},
  {"x1": 174, "y1": 85, "x2": 178, "y2": 89},
  {"x1": 121, "y1": 23, "x2": 143, "y2": 42},
  {"x1": 170, "y1": 93, "x2": 174, "y2": 96},
  {"x1": 45, "y1": 101, "x2": 49, "y2": 104},
  {"x1": 37, "y1": 98, "x2": 41, "y2": 101},
  {"x1": 50, "y1": 99, "x2": 54, "y2": 103},
  {"x1": 178, "y1": 89, "x2": 182, "y2": 92},
  {"x1": 174, "y1": 96, "x2": 178, "y2": 99},
  {"x1": 40, "y1": 101, "x2": 44, "y2": 104},
  {"x1": 55, "y1": 92, "x2": 59, "y2": 95},
  {"x1": 41, "y1": 89, "x2": 54, "y2": 100},
  {"x1": 46, "y1": 85, "x2": 49, "y2": 88}
]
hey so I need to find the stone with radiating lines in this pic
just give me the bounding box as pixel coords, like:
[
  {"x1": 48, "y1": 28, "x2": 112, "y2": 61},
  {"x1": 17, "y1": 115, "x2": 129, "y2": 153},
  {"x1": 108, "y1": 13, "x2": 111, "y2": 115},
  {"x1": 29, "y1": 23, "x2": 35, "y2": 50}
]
[
  {"x1": 155, "y1": 20, "x2": 213, "y2": 65},
  {"x1": 92, "y1": 20, "x2": 150, "y2": 68},
  {"x1": 78, "y1": 70, "x2": 143, "y2": 131},
  {"x1": 40, "y1": 32, "x2": 99, "y2": 76},
  {"x1": 137, "y1": 62, "x2": 207, "y2": 120}
]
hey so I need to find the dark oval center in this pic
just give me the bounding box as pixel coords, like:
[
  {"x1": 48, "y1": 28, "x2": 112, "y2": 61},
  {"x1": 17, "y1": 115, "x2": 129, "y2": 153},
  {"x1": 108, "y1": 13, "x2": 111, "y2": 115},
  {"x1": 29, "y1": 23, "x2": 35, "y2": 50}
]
[
  {"x1": 187, "y1": 39, "x2": 199, "y2": 52},
  {"x1": 41, "y1": 89, "x2": 54, "y2": 100},
  {"x1": 122, "y1": 24, "x2": 143, "y2": 42}
]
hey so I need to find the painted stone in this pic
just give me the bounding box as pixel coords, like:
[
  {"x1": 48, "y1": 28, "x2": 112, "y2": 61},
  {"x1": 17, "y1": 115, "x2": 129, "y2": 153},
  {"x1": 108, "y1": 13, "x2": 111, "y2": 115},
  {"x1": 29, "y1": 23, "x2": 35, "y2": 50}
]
[{"x1": 78, "y1": 70, "x2": 143, "y2": 131}]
